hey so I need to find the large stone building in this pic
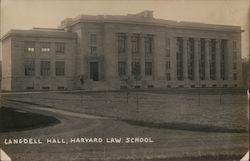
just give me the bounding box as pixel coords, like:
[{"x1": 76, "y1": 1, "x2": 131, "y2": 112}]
[{"x1": 1, "y1": 11, "x2": 243, "y2": 91}]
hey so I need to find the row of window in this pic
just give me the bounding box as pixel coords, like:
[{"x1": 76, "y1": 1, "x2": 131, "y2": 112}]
[
  {"x1": 118, "y1": 61, "x2": 153, "y2": 76},
  {"x1": 118, "y1": 61, "x2": 172, "y2": 80},
  {"x1": 25, "y1": 60, "x2": 65, "y2": 76},
  {"x1": 117, "y1": 33, "x2": 153, "y2": 55},
  {"x1": 25, "y1": 42, "x2": 65, "y2": 53}
]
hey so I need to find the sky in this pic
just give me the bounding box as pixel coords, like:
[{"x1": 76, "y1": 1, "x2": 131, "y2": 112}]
[{"x1": 0, "y1": 0, "x2": 249, "y2": 59}]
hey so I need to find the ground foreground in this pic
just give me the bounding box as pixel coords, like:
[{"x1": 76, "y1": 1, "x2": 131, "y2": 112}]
[
  {"x1": 0, "y1": 89, "x2": 248, "y2": 161},
  {"x1": 0, "y1": 107, "x2": 60, "y2": 133}
]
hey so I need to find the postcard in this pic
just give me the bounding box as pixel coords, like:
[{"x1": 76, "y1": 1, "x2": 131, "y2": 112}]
[{"x1": 0, "y1": 0, "x2": 249, "y2": 160}]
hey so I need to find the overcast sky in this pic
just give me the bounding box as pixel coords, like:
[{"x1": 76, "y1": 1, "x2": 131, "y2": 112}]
[{"x1": 1, "y1": 0, "x2": 249, "y2": 58}]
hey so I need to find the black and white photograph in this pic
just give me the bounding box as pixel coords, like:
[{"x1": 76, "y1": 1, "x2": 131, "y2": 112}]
[{"x1": 0, "y1": 0, "x2": 249, "y2": 160}]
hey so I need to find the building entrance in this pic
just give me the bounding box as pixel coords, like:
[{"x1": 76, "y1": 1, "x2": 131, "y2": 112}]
[{"x1": 90, "y1": 62, "x2": 99, "y2": 81}]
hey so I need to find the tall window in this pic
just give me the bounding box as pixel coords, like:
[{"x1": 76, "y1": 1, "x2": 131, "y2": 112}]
[
  {"x1": 90, "y1": 34, "x2": 97, "y2": 45},
  {"x1": 131, "y1": 34, "x2": 140, "y2": 54},
  {"x1": 166, "y1": 73, "x2": 171, "y2": 81},
  {"x1": 56, "y1": 61, "x2": 65, "y2": 76},
  {"x1": 145, "y1": 62, "x2": 152, "y2": 76},
  {"x1": 166, "y1": 38, "x2": 170, "y2": 57},
  {"x1": 118, "y1": 33, "x2": 126, "y2": 53},
  {"x1": 200, "y1": 39, "x2": 205, "y2": 80},
  {"x1": 145, "y1": 36, "x2": 153, "y2": 55},
  {"x1": 188, "y1": 38, "x2": 194, "y2": 80},
  {"x1": 25, "y1": 42, "x2": 35, "y2": 52},
  {"x1": 233, "y1": 62, "x2": 237, "y2": 70},
  {"x1": 90, "y1": 34, "x2": 97, "y2": 55},
  {"x1": 40, "y1": 61, "x2": 50, "y2": 76},
  {"x1": 233, "y1": 73, "x2": 237, "y2": 80},
  {"x1": 233, "y1": 41, "x2": 237, "y2": 50},
  {"x1": 91, "y1": 46, "x2": 97, "y2": 55},
  {"x1": 210, "y1": 39, "x2": 216, "y2": 80},
  {"x1": 233, "y1": 52, "x2": 237, "y2": 59},
  {"x1": 56, "y1": 43, "x2": 65, "y2": 53},
  {"x1": 132, "y1": 61, "x2": 141, "y2": 79},
  {"x1": 166, "y1": 61, "x2": 171, "y2": 70},
  {"x1": 176, "y1": 37, "x2": 183, "y2": 80},
  {"x1": 118, "y1": 62, "x2": 126, "y2": 76},
  {"x1": 220, "y1": 40, "x2": 227, "y2": 80},
  {"x1": 25, "y1": 60, "x2": 35, "y2": 76},
  {"x1": 40, "y1": 42, "x2": 50, "y2": 52}
]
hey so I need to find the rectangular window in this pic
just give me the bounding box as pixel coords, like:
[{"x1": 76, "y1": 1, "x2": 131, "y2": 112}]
[
  {"x1": 90, "y1": 34, "x2": 97, "y2": 55},
  {"x1": 233, "y1": 73, "x2": 237, "y2": 80},
  {"x1": 118, "y1": 33, "x2": 126, "y2": 53},
  {"x1": 91, "y1": 46, "x2": 97, "y2": 55},
  {"x1": 145, "y1": 36, "x2": 153, "y2": 55},
  {"x1": 233, "y1": 52, "x2": 237, "y2": 59},
  {"x1": 56, "y1": 61, "x2": 65, "y2": 76},
  {"x1": 90, "y1": 34, "x2": 97, "y2": 45},
  {"x1": 40, "y1": 42, "x2": 50, "y2": 52},
  {"x1": 118, "y1": 61, "x2": 126, "y2": 76},
  {"x1": 25, "y1": 42, "x2": 35, "y2": 52},
  {"x1": 166, "y1": 37, "x2": 171, "y2": 57},
  {"x1": 210, "y1": 39, "x2": 216, "y2": 53},
  {"x1": 166, "y1": 73, "x2": 171, "y2": 81},
  {"x1": 56, "y1": 43, "x2": 65, "y2": 53},
  {"x1": 145, "y1": 62, "x2": 152, "y2": 76},
  {"x1": 25, "y1": 60, "x2": 35, "y2": 76},
  {"x1": 166, "y1": 61, "x2": 171, "y2": 70},
  {"x1": 40, "y1": 61, "x2": 50, "y2": 76},
  {"x1": 166, "y1": 49, "x2": 170, "y2": 57},
  {"x1": 233, "y1": 41, "x2": 237, "y2": 49},
  {"x1": 176, "y1": 37, "x2": 183, "y2": 80},
  {"x1": 132, "y1": 62, "x2": 141, "y2": 79},
  {"x1": 233, "y1": 62, "x2": 237, "y2": 70},
  {"x1": 131, "y1": 34, "x2": 140, "y2": 54}
]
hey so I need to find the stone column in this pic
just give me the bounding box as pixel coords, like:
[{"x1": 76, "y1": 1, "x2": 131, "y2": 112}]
[
  {"x1": 216, "y1": 39, "x2": 221, "y2": 81},
  {"x1": 170, "y1": 37, "x2": 177, "y2": 81},
  {"x1": 227, "y1": 40, "x2": 233, "y2": 83},
  {"x1": 35, "y1": 42, "x2": 40, "y2": 77},
  {"x1": 183, "y1": 37, "x2": 188, "y2": 81},
  {"x1": 152, "y1": 35, "x2": 156, "y2": 80},
  {"x1": 194, "y1": 38, "x2": 200, "y2": 82},
  {"x1": 140, "y1": 34, "x2": 145, "y2": 79},
  {"x1": 50, "y1": 43, "x2": 56, "y2": 77},
  {"x1": 205, "y1": 38, "x2": 210, "y2": 80},
  {"x1": 126, "y1": 33, "x2": 132, "y2": 78}
]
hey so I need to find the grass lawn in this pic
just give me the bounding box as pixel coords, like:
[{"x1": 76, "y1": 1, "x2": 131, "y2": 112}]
[
  {"x1": 0, "y1": 89, "x2": 248, "y2": 161},
  {"x1": 0, "y1": 107, "x2": 60, "y2": 133},
  {"x1": 2, "y1": 89, "x2": 248, "y2": 132}
]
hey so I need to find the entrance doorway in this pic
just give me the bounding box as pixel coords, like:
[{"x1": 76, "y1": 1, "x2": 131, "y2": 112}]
[{"x1": 90, "y1": 62, "x2": 99, "y2": 81}]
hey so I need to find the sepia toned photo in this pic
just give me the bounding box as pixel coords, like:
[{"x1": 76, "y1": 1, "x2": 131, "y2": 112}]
[{"x1": 0, "y1": 0, "x2": 249, "y2": 160}]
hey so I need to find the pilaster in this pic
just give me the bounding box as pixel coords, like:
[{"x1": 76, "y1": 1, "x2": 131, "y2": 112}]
[
  {"x1": 194, "y1": 38, "x2": 200, "y2": 83},
  {"x1": 126, "y1": 33, "x2": 132, "y2": 78},
  {"x1": 216, "y1": 39, "x2": 221, "y2": 81},
  {"x1": 183, "y1": 37, "x2": 188, "y2": 82},
  {"x1": 205, "y1": 38, "x2": 210, "y2": 81}
]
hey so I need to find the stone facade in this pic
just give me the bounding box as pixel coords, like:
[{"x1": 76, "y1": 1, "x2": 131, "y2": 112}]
[
  {"x1": 1, "y1": 29, "x2": 77, "y2": 91},
  {"x1": 1, "y1": 11, "x2": 243, "y2": 91}
]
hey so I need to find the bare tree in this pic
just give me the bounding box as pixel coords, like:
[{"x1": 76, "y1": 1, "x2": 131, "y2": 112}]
[{"x1": 132, "y1": 62, "x2": 141, "y2": 112}]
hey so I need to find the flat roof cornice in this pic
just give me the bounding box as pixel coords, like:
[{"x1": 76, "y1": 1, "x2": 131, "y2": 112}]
[
  {"x1": 60, "y1": 12, "x2": 242, "y2": 33},
  {"x1": 1, "y1": 29, "x2": 77, "y2": 41},
  {"x1": 69, "y1": 19, "x2": 243, "y2": 33}
]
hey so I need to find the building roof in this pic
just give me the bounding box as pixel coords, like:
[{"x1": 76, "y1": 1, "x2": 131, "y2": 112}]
[
  {"x1": 1, "y1": 28, "x2": 77, "y2": 41},
  {"x1": 59, "y1": 10, "x2": 242, "y2": 33}
]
